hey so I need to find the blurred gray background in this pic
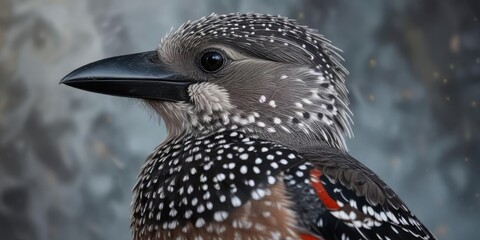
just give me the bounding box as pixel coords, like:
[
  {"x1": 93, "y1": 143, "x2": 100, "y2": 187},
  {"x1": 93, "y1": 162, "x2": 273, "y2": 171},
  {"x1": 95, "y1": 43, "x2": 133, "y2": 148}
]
[{"x1": 0, "y1": 0, "x2": 479, "y2": 239}]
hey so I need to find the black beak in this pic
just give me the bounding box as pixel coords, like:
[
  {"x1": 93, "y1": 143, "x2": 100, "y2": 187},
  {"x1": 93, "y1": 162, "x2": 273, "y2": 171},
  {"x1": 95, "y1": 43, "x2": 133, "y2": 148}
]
[{"x1": 60, "y1": 51, "x2": 192, "y2": 102}]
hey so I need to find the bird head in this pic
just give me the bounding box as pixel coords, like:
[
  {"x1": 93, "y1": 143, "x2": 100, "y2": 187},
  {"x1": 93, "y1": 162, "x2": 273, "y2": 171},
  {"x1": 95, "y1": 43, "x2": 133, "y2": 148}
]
[{"x1": 62, "y1": 13, "x2": 352, "y2": 150}]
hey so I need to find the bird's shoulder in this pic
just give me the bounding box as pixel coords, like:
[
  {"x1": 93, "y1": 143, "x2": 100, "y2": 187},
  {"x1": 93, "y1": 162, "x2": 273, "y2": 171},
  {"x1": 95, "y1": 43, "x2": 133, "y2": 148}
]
[{"x1": 286, "y1": 145, "x2": 436, "y2": 239}]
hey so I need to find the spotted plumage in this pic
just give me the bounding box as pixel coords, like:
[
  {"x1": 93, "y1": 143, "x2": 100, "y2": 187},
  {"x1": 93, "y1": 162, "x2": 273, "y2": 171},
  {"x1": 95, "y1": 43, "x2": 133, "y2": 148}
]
[
  {"x1": 132, "y1": 126, "x2": 302, "y2": 237},
  {"x1": 62, "y1": 12, "x2": 436, "y2": 240}
]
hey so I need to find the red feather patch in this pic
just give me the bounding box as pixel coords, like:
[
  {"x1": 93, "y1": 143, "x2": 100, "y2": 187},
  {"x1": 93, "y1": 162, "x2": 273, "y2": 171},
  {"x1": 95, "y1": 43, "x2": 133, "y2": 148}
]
[{"x1": 309, "y1": 168, "x2": 341, "y2": 211}]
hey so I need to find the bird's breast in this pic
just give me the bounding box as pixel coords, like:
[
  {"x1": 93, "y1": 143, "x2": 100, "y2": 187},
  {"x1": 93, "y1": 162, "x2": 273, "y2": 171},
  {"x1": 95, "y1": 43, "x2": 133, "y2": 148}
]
[{"x1": 130, "y1": 127, "x2": 305, "y2": 239}]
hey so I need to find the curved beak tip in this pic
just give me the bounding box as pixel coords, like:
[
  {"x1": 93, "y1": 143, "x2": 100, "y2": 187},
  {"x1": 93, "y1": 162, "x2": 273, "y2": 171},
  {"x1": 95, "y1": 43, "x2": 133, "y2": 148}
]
[
  {"x1": 60, "y1": 66, "x2": 85, "y2": 85},
  {"x1": 59, "y1": 74, "x2": 71, "y2": 85}
]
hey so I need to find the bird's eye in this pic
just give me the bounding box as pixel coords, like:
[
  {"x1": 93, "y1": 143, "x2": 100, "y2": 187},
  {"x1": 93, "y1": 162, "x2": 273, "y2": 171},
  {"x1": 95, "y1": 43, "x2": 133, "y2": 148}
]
[{"x1": 200, "y1": 50, "x2": 225, "y2": 72}]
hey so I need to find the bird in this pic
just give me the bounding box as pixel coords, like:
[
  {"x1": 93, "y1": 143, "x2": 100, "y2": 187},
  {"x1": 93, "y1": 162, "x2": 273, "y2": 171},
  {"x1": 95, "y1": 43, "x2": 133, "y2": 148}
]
[{"x1": 61, "y1": 12, "x2": 436, "y2": 240}]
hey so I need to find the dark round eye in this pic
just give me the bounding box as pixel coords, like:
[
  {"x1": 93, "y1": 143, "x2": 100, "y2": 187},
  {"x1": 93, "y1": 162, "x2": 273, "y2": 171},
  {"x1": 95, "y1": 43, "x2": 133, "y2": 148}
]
[{"x1": 200, "y1": 51, "x2": 225, "y2": 72}]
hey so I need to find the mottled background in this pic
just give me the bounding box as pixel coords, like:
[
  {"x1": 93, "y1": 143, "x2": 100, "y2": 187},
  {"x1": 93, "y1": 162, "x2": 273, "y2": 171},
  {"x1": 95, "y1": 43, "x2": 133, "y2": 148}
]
[{"x1": 0, "y1": 0, "x2": 479, "y2": 239}]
